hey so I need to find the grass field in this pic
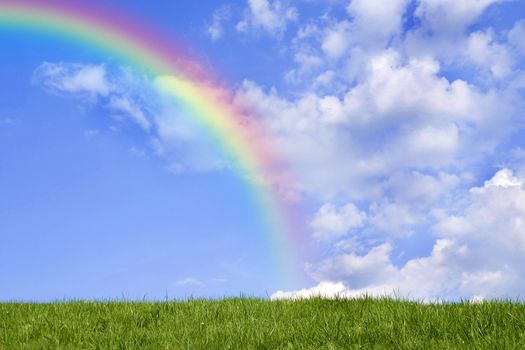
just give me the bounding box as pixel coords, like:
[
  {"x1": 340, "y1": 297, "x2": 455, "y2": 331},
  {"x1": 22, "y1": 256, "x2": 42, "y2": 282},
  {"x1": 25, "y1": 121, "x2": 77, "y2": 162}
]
[{"x1": 1, "y1": 298, "x2": 525, "y2": 349}]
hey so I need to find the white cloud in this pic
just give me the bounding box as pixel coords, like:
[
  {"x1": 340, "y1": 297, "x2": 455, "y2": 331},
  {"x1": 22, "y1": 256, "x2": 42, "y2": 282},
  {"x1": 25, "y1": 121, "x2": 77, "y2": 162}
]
[
  {"x1": 481, "y1": 168, "x2": 522, "y2": 189},
  {"x1": 509, "y1": 20, "x2": 525, "y2": 56},
  {"x1": 272, "y1": 281, "x2": 348, "y2": 300},
  {"x1": 321, "y1": 20, "x2": 352, "y2": 59},
  {"x1": 467, "y1": 30, "x2": 514, "y2": 78},
  {"x1": 33, "y1": 62, "x2": 228, "y2": 173},
  {"x1": 316, "y1": 0, "x2": 409, "y2": 61},
  {"x1": 414, "y1": 0, "x2": 502, "y2": 36},
  {"x1": 278, "y1": 169, "x2": 525, "y2": 301},
  {"x1": 237, "y1": 0, "x2": 298, "y2": 35},
  {"x1": 108, "y1": 96, "x2": 151, "y2": 131},
  {"x1": 384, "y1": 171, "x2": 460, "y2": 203},
  {"x1": 343, "y1": 52, "x2": 483, "y2": 126},
  {"x1": 400, "y1": 124, "x2": 460, "y2": 166},
  {"x1": 33, "y1": 62, "x2": 110, "y2": 99},
  {"x1": 272, "y1": 281, "x2": 396, "y2": 300},
  {"x1": 236, "y1": 49, "x2": 510, "y2": 199},
  {"x1": 405, "y1": 0, "x2": 505, "y2": 67},
  {"x1": 33, "y1": 62, "x2": 156, "y2": 133},
  {"x1": 346, "y1": 0, "x2": 409, "y2": 46},
  {"x1": 206, "y1": 6, "x2": 231, "y2": 41},
  {"x1": 301, "y1": 0, "x2": 409, "y2": 66},
  {"x1": 314, "y1": 70, "x2": 335, "y2": 87},
  {"x1": 129, "y1": 146, "x2": 148, "y2": 159},
  {"x1": 367, "y1": 201, "x2": 420, "y2": 238},
  {"x1": 311, "y1": 243, "x2": 399, "y2": 288},
  {"x1": 176, "y1": 278, "x2": 204, "y2": 287},
  {"x1": 311, "y1": 203, "x2": 366, "y2": 240}
]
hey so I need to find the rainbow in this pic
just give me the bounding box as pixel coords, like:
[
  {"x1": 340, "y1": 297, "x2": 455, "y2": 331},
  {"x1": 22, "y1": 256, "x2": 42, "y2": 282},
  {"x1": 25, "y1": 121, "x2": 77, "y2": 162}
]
[{"x1": 0, "y1": 0, "x2": 305, "y2": 286}]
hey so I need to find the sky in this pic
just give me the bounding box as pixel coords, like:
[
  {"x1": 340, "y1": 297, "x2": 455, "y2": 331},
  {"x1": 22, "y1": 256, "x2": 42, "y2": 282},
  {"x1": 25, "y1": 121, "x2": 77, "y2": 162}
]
[{"x1": 1, "y1": 0, "x2": 525, "y2": 302}]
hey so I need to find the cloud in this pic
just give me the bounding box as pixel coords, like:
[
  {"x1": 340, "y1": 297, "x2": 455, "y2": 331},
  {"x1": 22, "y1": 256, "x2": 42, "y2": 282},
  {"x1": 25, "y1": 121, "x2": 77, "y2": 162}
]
[
  {"x1": 414, "y1": 0, "x2": 503, "y2": 36},
  {"x1": 33, "y1": 62, "x2": 228, "y2": 173},
  {"x1": 311, "y1": 203, "x2": 366, "y2": 240},
  {"x1": 272, "y1": 280, "x2": 412, "y2": 300},
  {"x1": 509, "y1": 20, "x2": 525, "y2": 56},
  {"x1": 206, "y1": 6, "x2": 231, "y2": 41},
  {"x1": 367, "y1": 201, "x2": 420, "y2": 238},
  {"x1": 384, "y1": 171, "x2": 460, "y2": 203},
  {"x1": 311, "y1": 243, "x2": 399, "y2": 288},
  {"x1": 176, "y1": 278, "x2": 204, "y2": 287},
  {"x1": 466, "y1": 29, "x2": 514, "y2": 78},
  {"x1": 33, "y1": 62, "x2": 156, "y2": 132},
  {"x1": 316, "y1": 0, "x2": 410, "y2": 60},
  {"x1": 107, "y1": 96, "x2": 151, "y2": 131},
  {"x1": 404, "y1": 0, "x2": 506, "y2": 69},
  {"x1": 33, "y1": 62, "x2": 110, "y2": 100},
  {"x1": 235, "y1": 48, "x2": 513, "y2": 200},
  {"x1": 271, "y1": 281, "x2": 389, "y2": 300},
  {"x1": 237, "y1": 0, "x2": 298, "y2": 35},
  {"x1": 276, "y1": 169, "x2": 525, "y2": 301},
  {"x1": 321, "y1": 20, "x2": 352, "y2": 59},
  {"x1": 129, "y1": 146, "x2": 148, "y2": 159},
  {"x1": 346, "y1": 0, "x2": 409, "y2": 46}
]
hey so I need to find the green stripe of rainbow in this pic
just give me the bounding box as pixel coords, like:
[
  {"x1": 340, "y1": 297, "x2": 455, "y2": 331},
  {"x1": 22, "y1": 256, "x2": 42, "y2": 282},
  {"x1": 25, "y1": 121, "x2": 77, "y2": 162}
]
[{"x1": 0, "y1": 0, "x2": 304, "y2": 287}]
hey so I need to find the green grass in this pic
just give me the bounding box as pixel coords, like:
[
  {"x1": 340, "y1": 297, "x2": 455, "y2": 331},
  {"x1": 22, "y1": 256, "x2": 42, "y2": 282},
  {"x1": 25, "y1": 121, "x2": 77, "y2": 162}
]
[{"x1": 1, "y1": 298, "x2": 525, "y2": 349}]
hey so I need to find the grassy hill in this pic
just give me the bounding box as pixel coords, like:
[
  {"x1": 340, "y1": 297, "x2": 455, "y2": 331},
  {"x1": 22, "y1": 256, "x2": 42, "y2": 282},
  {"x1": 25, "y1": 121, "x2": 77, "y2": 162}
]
[{"x1": 1, "y1": 298, "x2": 525, "y2": 349}]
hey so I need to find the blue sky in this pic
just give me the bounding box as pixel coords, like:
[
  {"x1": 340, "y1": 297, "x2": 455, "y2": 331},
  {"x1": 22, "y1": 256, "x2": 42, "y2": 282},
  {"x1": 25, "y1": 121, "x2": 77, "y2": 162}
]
[{"x1": 2, "y1": 0, "x2": 525, "y2": 301}]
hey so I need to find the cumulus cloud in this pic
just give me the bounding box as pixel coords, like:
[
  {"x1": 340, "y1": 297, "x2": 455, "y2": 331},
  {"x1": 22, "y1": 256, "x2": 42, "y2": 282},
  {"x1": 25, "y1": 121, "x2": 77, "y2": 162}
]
[
  {"x1": 414, "y1": 0, "x2": 503, "y2": 36},
  {"x1": 276, "y1": 169, "x2": 525, "y2": 301},
  {"x1": 272, "y1": 281, "x2": 396, "y2": 300},
  {"x1": 367, "y1": 201, "x2": 420, "y2": 238},
  {"x1": 287, "y1": 0, "x2": 409, "y2": 83},
  {"x1": 236, "y1": 49, "x2": 512, "y2": 199},
  {"x1": 466, "y1": 29, "x2": 514, "y2": 78},
  {"x1": 346, "y1": 0, "x2": 409, "y2": 46},
  {"x1": 311, "y1": 203, "x2": 366, "y2": 240},
  {"x1": 237, "y1": 0, "x2": 298, "y2": 35},
  {"x1": 384, "y1": 171, "x2": 460, "y2": 203},
  {"x1": 321, "y1": 20, "x2": 352, "y2": 59},
  {"x1": 404, "y1": 0, "x2": 507, "y2": 70},
  {"x1": 317, "y1": 0, "x2": 409, "y2": 60},
  {"x1": 311, "y1": 243, "x2": 399, "y2": 288}
]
